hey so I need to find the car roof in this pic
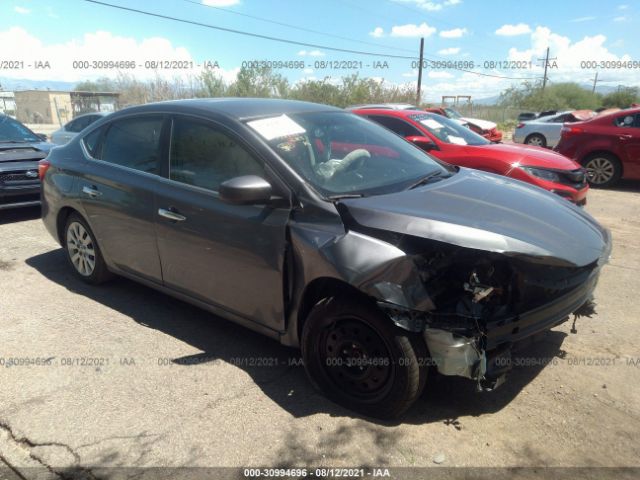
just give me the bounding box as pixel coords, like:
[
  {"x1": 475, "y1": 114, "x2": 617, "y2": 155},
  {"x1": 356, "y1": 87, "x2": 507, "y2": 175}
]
[
  {"x1": 346, "y1": 103, "x2": 418, "y2": 111},
  {"x1": 352, "y1": 108, "x2": 429, "y2": 117},
  {"x1": 74, "y1": 111, "x2": 109, "y2": 118},
  {"x1": 113, "y1": 98, "x2": 342, "y2": 121}
]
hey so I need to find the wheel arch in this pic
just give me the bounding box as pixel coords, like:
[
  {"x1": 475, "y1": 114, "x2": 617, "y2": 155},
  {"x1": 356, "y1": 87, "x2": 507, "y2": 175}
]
[
  {"x1": 294, "y1": 277, "x2": 376, "y2": 346},
  {"x1": 56, "y1": 206, "x2": 82, "y2": 245}
]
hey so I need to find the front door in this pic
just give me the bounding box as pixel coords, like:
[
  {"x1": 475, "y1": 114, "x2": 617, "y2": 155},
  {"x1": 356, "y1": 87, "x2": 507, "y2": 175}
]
[{"x1": 154, "y1": 115, "x2": 290, "y2": 330}]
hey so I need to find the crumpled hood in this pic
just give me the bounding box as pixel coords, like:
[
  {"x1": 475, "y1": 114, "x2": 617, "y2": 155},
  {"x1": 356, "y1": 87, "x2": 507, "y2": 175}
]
[
  {"x1": 338, "y1": 169, "x2": 610, "y2": 267},
  {"x1": 462, "y1": 117, "x2": 497, "y2": 130}
]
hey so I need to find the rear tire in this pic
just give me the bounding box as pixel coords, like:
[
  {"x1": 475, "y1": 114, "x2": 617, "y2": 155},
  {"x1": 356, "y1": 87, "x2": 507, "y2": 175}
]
[
  {"x1": 301, "y1": 296, "x2": 428, "y2": 419},
  {"x1": 525, "y1": 133, "x2": 547, "y2": 147},
  {"x1": 583, "y1": 153, "x2": 622, "y2": 188},
  {"x1": 64, "y1": 213, "x2": 112, "y2": 284}
]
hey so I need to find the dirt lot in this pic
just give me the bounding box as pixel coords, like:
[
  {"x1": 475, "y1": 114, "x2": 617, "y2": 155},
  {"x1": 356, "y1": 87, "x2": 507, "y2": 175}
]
[{"x1": 1, "y1": 185, "x2": 640, "y2": 479}]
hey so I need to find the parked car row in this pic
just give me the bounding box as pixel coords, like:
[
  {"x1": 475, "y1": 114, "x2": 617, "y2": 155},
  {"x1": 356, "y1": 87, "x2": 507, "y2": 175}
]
[
  {"x1": 347, "y1": 103, "x2": 504, "y2": 142},
  {"x1": 555, "y1": 107, "x2": 640, "y2": 188},
  {"x1": 352, "y1": 106, "x2": 588, "y2": 204},
  {"x1": 38, "y1": 98, "x2": 612, "y2": 418},
  {"x1": 513, "y1": 110, "x2": 596, "y2": 148}
]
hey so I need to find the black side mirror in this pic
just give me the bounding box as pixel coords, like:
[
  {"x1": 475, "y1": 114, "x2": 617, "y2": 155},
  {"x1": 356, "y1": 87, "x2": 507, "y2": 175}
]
[
  {"x1": 219, "y1": 175, "x2": 273, "y2": 205},
  {"x1": 405, "y1": 135, "x2": 438, "y2": 151},
  {"x1": 36, "y1": 133, "x2": 48, "y2": 141}
]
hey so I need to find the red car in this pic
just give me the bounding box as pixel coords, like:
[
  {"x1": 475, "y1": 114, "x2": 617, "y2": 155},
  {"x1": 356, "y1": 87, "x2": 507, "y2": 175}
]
[
  {"x1": 424, "y1": 107, "x2": 503, "y2": 142},
  {"x1": 354, "y1": 108, "x2": 589, "y2": 205},
  {"x1": 555, "y1": 107, "x2": 640, "y2": 188}
]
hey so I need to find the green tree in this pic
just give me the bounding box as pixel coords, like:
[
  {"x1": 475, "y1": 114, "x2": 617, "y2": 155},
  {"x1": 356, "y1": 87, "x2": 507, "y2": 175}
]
[
  {"x1": 601, "y1": 87, "x2": 639, "y2": 108},
  {"x1": 499, "y1": 81, "x2": 602, "y2": 110},
  {"x1": 227, "y1": 66, "x2": 289, "y2": 98}
]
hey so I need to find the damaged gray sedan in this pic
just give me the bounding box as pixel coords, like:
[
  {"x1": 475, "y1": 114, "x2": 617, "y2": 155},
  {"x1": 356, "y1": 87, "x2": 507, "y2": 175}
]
[{"x1": 41, "y1": 99, "x2": 612, "y2": 418}]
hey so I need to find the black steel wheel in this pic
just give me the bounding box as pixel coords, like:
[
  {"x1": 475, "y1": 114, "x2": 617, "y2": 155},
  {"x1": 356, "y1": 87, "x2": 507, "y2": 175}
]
[{"x1": 301, "y1": 296, "x2": 428, "y2": 419}]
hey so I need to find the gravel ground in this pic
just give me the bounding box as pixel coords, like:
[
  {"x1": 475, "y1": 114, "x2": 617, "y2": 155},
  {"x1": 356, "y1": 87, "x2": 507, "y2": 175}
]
[{"x1": 1, "y1": 184, "x2": 639, "y2": 480}]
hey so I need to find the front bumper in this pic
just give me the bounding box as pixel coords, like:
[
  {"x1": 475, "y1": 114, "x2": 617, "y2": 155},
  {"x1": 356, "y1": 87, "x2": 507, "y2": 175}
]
[
  {"x1": 424, "y1": 232, "x2": 611, "y2": 389},
  {"x1": 0, "y1": 184, "x2": 41, "y2": 210}
]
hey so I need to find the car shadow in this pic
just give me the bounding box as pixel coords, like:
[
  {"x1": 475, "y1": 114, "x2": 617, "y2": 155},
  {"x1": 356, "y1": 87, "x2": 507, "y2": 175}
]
[
  {"x1": 0, "y1": 205, "x2": 41, "y2": 225},
  {"x1": 598, "y1": 179, "x2": 640, "y2": 193},
  {"x1": 26, "y1": 248, "x2": 567, "y2": 425}
]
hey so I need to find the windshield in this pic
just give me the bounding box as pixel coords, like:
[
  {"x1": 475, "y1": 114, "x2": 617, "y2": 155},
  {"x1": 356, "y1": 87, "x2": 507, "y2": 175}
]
[
  {"x1": 410, "y1": 113, "x2": 490, "y2": 146},
  {"x1": 248, "y1": 111, "x2": 448, "y2": 197},
  {"x1": 0, "y1": 115, "x2": 40, "y2": 143},
  {"x1": 443, "y1": 108, "x2": 463, "y2": 119}
]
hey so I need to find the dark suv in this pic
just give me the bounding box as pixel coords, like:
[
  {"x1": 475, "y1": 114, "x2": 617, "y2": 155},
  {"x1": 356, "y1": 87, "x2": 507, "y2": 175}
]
[
  {"x1": 0, "y1": 114, "x2": 54, "y2": 210},
  {"x1": 41, "y1": 99, "x2": 611, "y2": 418}
]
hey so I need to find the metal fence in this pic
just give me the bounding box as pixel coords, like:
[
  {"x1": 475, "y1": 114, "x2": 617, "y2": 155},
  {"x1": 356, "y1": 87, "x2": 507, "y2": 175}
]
[{"x1": 448, "y1": 105, "x2": 521, "y2": 124}]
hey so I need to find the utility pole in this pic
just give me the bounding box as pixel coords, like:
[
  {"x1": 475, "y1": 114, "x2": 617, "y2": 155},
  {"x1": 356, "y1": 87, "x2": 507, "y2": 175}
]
[
  {"x1": 537, "y1": 47, "x2": 555, "y2": 92},
  {"x1": 416, "y1": 37, "x2": 424, "y2": 106},
  {"x1": 591, "y1": 72, "x2": 599, "y2": 93}
]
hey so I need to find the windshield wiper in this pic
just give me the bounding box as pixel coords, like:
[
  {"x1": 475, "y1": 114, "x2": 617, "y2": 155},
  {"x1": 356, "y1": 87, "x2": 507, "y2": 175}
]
[
  {"x1": 406, "y1": 170, "x2": 446, "y2": 190},
  {"x1": 327, "y1": 193, "x2": 364, "y2": 200},
  {"x1": 0, "y1": 140, "x2": 29, "y2": 144}
]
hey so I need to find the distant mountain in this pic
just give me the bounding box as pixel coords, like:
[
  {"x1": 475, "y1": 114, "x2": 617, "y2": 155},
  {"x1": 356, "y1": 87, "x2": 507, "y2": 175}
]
[
  {"x1": 0, "y1": 77, "x2": 76, "y2": 91},
  {"x1": 473, "y1": 95, "x2": 501, "y2": 105}
]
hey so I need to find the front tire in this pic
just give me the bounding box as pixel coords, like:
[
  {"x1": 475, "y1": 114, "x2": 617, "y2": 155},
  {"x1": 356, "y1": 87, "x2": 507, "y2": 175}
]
[
  {"x1": 583, "y1": 153, "x2": 622, "y2": 188},
  {"x1": 64, "y1": 213, "x2": 112, "y2": 284},
  {"x1": 301, "y1": 296, "x2": 428, "y2": 419}
]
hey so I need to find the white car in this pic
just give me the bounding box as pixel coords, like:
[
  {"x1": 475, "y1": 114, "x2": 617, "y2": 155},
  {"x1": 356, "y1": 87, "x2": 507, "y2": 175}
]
[
  {"x1": 426, "y1": 107, "x2": 503, "y2": 142},
  {"x1": 512, "y1": 110, "x2": 596, "y2": 148},
  {"x1": 50, "y1": 112, "x2": 108, "y2": 145}
]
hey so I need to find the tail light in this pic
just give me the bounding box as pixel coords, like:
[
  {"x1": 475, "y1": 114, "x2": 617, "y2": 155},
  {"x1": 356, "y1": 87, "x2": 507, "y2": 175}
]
[
  {"x1": 561, "y1": 126, "x2": 583, "y2": 138},
  {"x1": 38, "y1": 159, "x2": 51, "y2": 180},
  {"x1": 516, "y1": 123, "x2": 525, "y2": 129}
]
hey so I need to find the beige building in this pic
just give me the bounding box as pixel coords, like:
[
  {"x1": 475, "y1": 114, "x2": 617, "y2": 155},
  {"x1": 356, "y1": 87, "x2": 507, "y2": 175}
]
[
  {"x1": 14, "y1": 90, "x2": 120, "y2": 125},
  {"x1": 15, "y1": 90, "x2": 73, "y2": 125}
]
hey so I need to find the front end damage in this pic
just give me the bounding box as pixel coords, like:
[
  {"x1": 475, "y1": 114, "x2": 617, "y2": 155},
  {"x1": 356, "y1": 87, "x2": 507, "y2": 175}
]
[{"x1": 369, "y1": 238, "x2": 610, "y2": 390}]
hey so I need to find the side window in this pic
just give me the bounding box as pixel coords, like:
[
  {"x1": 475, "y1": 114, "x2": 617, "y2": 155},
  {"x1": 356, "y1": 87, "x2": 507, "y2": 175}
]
[
  {"x1": 82, "y1": 126, "x2": 104, "y2": 158},
  {"x1": 368, "y1": 115, "x2": 422, "y2": 137},
  {"x1": 100, "y1": 116, "x2": 163, "y2": 174},
  {"x1": 614, "y1": 114, "x2": 639, "y2": 128},
  {"x1": 169, "y1": 117, "x2": 265, "y2": 191},
  {"x1": 549, "y1": 114, "x2": 569, "y2": 123},
  {"x1": 67, "y1": 116, "x2": 92, "y2": 133}
]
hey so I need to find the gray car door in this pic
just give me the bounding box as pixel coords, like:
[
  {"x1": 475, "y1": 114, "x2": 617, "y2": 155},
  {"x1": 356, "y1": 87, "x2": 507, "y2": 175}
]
[
  {"x1": 154, "y1": 115, "x2": 290, "y2": 331},
  {"x1": 78, "y1": 114, "x2": 166, "y2": 283}
]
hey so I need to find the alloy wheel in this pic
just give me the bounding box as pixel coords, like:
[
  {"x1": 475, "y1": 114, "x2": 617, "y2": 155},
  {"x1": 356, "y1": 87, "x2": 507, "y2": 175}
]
[
  {"x1": 585, "y1": 157, "x2": 615, "y2": 185},
  {"x1": 66, "y1": 221, "x2": 96, "y2": 276},
  {"x1": 526, "y1": 135, "x2": 544, "y2": 146}
]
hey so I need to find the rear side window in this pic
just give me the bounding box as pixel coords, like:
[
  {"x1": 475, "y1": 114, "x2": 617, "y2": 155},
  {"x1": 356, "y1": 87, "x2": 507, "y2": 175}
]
[
  {"x1": 99, "y1": 116, "x2": 164, "y2": 174},
  {"x1": 67, "y1": 116, "x2": 93, "y2": 133},
  {"x1": 169, "y1": 117, "x2": 265, "y2": 192},
  {"x1": 82, "y1": 127, "x2": 104, "y2": 157}
]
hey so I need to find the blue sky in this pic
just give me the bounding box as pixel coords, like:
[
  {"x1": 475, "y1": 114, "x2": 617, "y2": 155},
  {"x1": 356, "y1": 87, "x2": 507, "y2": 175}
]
[{"x1": 1, "y1": 0, "x2": 638, "y2": 100}]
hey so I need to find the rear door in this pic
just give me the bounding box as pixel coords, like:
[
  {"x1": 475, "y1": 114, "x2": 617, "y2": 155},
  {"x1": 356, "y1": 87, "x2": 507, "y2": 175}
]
[
  {"x1": 543, "y1": 113, "x2": 570, "y2": 147},
  {"x1": 78, "y1": 114, "x2": 167, "y2": 283},
  {"x1": 154, "y1": 114, "x2": 290, "y2": 330},
  {"x1": 613, "y1": 112, "x2": 640, "y2": 178}
]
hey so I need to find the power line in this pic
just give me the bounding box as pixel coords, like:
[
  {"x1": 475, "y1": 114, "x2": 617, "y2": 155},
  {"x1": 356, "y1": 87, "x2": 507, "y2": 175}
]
[
  {"x1": 81, "y1": 0, "x2": 541, "y2": 80},
  {"x1": 180, "y1": 0, "x2": 416, "y2": 54}
]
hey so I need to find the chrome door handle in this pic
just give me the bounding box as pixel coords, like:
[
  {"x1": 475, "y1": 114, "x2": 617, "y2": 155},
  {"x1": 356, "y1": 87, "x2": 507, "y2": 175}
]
[
  {"x1": 82, "y1": 186, "x2": 102, "y2": 198},
  {"x1": 619, "y1": 134, "x2": 632, "y2": 140},
  {"x1": 158, "y1": 208, "x2": 186, "y2": 222}
]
